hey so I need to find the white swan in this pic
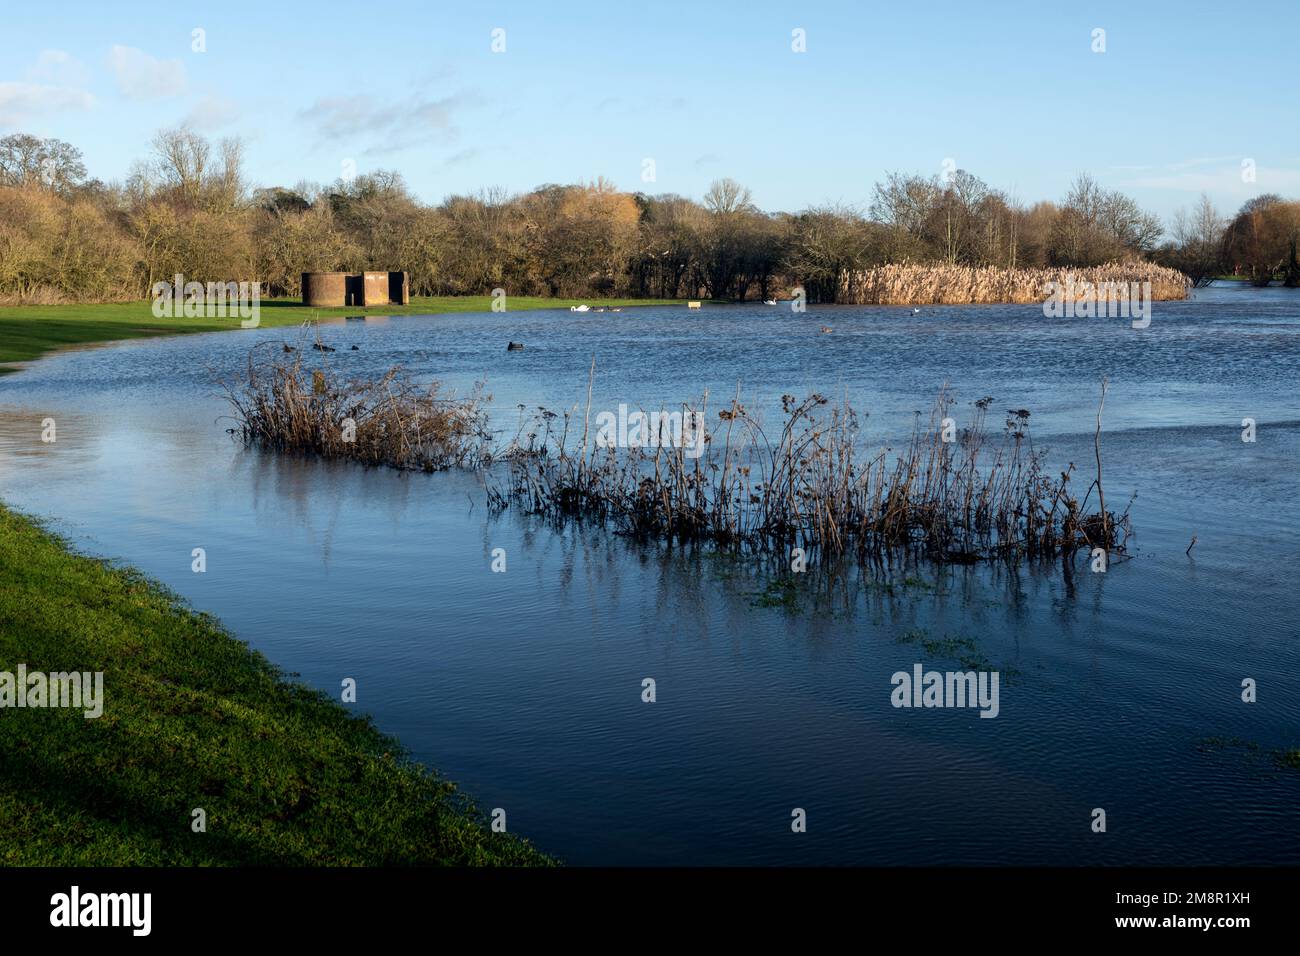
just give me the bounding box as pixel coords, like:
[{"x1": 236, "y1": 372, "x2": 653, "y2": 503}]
[{"x1": 570, "y1": 304, "x2": 589, "y2": 312}]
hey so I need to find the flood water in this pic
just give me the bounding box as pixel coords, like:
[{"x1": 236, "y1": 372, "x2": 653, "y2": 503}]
[{"x1": 1, "y1": 283, "x2": 1298, "y2": 865}]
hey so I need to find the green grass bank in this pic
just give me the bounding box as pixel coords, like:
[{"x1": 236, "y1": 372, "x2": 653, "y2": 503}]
[{"x1": 0, "y1": 504, "x2": 554, "y2": 865}]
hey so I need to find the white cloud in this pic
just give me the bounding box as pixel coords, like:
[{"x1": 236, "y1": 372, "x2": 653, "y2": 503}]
[
  {"x1": 0, "y1": 50, "x2": 95, "y2": 127},
  {"x1": 1165, "y1": 155, "x2": 1240, "y2": 171},
  {"x1": 444, "y1": 148, "x2": 481, "y2": 167},
  {"x1": 1120, "y1": 160, "x2": 1300, "y2": 196},
  {"x1": 108, "y1": 45, "x2": 187, "y2": 99},
  {"x1": 30, "y1": 49, "x2": 90, "y2": 87},
  {"x1": 298, "y1": 90, "x2": 484, "y2": 154},
  {"x1": 0, "y1": 81, "x2": 95, "y2": 127},
  {"x1": 182, "y1": 94, "x2": 239, "y2": 130}
]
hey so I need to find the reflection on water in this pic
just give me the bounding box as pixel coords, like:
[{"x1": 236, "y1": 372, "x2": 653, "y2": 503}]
[{"x1": 1, "y1": 284, "x2": 1298, "y2": 864}]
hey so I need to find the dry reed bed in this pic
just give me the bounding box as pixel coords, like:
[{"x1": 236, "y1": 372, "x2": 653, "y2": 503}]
[
  {"x1": 495, "y1": 375, "x2": 1129, "y2": 565},
  {"x1": 837, "y1": 261, "x2": 1190, "y2": 305},
  {"x1": 220, "y1": 342, "x2": 492, "y2": 471}
]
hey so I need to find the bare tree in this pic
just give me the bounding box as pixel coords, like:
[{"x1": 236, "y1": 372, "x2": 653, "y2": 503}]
[
  {"x1": 150, "y1": 127, "x2": 210, "y2": 205},
  {"x1": 703, "y1": 178, "x2": 754, "y2": 216},
  {"x1": 1166, "y1": 193, "x2": 1225, "y2": 286},
  {"x1": 0, "y1": 134, "x2": 87, "y2": 192},
  {"x1": 870, "y1": 172, "x2": 941, "y2": 260}
]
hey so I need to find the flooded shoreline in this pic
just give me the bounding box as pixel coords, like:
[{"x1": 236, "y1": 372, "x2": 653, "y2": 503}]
[{"x1": 2, "y1": 287, "x2": 1298, "y2": 864}]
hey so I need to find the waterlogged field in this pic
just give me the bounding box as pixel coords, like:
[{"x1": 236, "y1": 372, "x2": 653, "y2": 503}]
[{"x1": 1, "y1": 283, "x2": 1298, "y2": 865}]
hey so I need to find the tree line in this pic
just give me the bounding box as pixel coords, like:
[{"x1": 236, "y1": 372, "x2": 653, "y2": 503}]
[{"x1": 2, "y1": 128, "x2": 1298, "y2": 304}]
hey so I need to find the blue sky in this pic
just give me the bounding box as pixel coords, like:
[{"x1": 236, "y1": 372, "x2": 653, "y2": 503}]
[{"x1": 2, "y1": 0, "x2": 1297, "y2": 223}]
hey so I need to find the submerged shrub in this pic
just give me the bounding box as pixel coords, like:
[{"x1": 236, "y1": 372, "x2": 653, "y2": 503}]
[
  {"x1": 221, "y1": 341, "x2": 492, "y2": 471},
  {"x1": 223, "y1": 349, "x2": 1130, "y2": 568},
  {"x1": 497, "y1": 377, "x2": 1130, "y2": 565}
]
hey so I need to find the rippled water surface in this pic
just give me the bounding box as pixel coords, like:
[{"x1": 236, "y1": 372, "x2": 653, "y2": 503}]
[{"x1": 2, "y1": 284, "x2": 1297, "y2": 864}]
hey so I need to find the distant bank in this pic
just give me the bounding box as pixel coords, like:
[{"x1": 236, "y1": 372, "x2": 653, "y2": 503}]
[
  {"x1": 0, "y1": 296, "x2": 684, "y2": 373},
  {"x1": 0, "y1": 265, "x2": 1196, "y2": 375}
]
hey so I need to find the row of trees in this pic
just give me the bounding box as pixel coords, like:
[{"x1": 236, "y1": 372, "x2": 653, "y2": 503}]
[{"x1": 2, "y1": 129, "x2": 1298, "y2": 304}]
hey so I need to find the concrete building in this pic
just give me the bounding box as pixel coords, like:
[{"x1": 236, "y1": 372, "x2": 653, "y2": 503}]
[{"x1": 301, "y1": 271, "x2": 409, "y2": 307}]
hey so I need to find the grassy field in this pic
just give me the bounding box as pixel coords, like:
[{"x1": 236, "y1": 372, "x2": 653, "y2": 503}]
[
  {"x1": 0, "y1": 295, "x2": 684, "y2": 373},
  {"x1": 0, "y1": 504, "x2": 554, "y2": 865}
]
